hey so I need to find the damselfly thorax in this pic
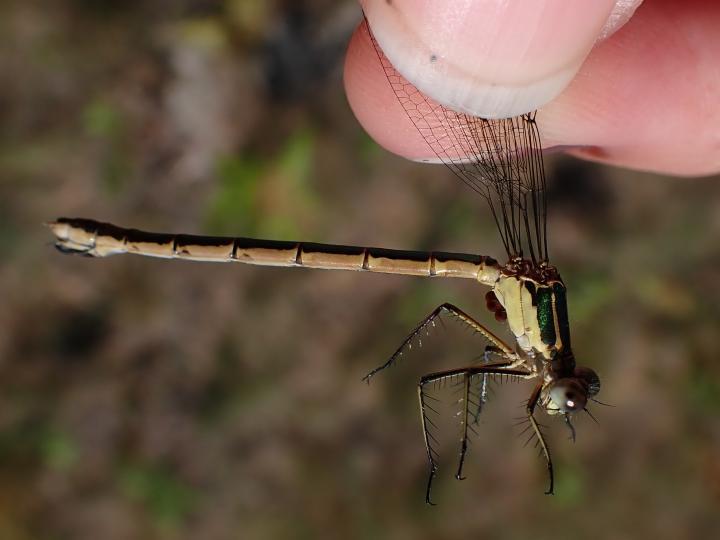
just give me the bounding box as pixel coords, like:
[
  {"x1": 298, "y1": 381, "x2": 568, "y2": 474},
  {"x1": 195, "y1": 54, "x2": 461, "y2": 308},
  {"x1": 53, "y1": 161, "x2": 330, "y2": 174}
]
[{"x1": 46, "y1": 18, "x2": 602, "y2": 504}]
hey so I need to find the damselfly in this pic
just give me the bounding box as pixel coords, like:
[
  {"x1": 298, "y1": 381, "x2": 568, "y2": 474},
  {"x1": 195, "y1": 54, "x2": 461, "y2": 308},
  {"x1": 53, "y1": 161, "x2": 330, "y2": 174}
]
[{"x1": 47, "y1": 20, "x2": 601, "y2": 504}]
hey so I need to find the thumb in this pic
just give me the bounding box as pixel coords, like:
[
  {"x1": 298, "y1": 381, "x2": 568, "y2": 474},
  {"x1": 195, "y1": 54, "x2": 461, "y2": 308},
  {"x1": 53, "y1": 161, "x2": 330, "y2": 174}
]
[{"x1": 361, "y1": 0, "x2": 640, "y2": 118}]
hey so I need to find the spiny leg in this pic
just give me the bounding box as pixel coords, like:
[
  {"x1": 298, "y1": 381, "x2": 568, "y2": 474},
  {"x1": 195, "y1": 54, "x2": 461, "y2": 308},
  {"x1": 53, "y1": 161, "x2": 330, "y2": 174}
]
[
  {"x1": 363, "y1": 303, "x2": 515, "y2": 383},
  {"x1": 455, "y1": 372, "x2": 470, "y2": 481},
  {"x1": 471, "y1": 344, "x2": 506, "y2": 424},
  {"x1": 417, "y1": 380, "x2": 440, "y2": 506},
  {"x1": 418, "y1": 363, "x2": 531, "y2": 505},
  {"x1": 526, "y1": 383, "x2": 554, "y2": 495}
]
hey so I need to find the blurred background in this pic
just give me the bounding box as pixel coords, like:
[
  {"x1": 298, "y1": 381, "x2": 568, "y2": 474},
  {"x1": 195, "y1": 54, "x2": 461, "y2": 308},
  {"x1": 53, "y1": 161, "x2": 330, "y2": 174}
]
[{"x1": 2, "y1": 1, "x2": 720, "y2": 539}]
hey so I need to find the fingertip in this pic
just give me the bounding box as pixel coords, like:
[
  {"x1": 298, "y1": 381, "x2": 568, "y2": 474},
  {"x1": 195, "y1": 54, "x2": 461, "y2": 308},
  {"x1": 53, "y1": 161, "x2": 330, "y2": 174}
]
[
  {"x1": 348, "y1": 0, "x2": 720, "y2": 177},
  {"x1": 362, "y1": 0, "x2": 618, "y2": 117},
  {"x1": 344, "y1": 20, "x2": 432, "y2": 161}
]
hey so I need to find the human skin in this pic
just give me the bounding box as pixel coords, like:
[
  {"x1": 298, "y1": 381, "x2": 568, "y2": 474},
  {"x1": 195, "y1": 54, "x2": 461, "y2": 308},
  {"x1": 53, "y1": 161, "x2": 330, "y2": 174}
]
[{"x1": 344, "y1": 0, "x2": 720, "y2": 177}]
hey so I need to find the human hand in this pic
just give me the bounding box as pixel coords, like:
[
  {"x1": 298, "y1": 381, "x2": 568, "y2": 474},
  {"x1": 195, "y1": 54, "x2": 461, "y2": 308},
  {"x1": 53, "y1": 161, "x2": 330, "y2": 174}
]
[{"x1": 344, "y1": 0, "x2": 720, "y2": 176}]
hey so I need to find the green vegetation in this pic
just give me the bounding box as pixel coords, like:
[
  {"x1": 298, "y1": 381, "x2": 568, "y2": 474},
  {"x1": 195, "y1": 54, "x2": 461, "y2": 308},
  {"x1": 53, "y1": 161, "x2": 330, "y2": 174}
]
[
  {"x1": 118, "y1": 462, "x2": 197, "y2": 529},
  {"x1": 205, "y1": 129, "x2": 319, "y2": 238}
]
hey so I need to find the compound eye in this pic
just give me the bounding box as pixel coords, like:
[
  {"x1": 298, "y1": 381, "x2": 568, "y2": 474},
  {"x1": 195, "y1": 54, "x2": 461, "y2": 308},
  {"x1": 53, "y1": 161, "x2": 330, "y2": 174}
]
[
  {"x1": 548, "y1": 379, "x2": 587, "y2": 413},
  {"x1": 574, "y1": 366, "x2": 601, "y2": 397}
]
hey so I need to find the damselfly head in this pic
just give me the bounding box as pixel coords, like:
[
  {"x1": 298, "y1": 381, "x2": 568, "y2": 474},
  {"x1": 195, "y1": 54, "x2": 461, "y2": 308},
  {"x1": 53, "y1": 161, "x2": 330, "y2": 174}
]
[
  {"x1": 573, "y1": 366, "x2": 601, "y2": 398},
  {"x1": 544, "y1": 366, "x2": 601, "y2": 415},
  {"x1": 546, "y1": 379, "x2": 588, "y2": 414}
]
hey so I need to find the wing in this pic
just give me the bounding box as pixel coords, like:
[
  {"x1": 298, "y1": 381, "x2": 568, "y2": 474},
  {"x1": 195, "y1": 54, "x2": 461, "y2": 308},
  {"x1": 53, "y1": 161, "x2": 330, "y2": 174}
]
[{"x1": 366, "y1": 20, "x2": 549, "y2": 264}]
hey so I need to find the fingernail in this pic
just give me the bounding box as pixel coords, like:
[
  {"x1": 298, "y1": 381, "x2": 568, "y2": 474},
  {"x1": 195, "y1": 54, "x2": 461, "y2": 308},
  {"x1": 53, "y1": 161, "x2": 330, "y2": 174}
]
[
  {"x1": 363, "y1": 0, "x2": 618, "y2": 118},
  {"x1": 597, "y1": 0, "x2": 644, "y2": 40}
]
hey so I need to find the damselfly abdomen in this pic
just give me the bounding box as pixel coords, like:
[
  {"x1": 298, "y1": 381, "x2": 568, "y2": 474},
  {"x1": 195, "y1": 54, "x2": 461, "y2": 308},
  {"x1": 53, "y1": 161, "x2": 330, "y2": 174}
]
[{"x1": 47, "y1": 18, "x2": 601, "y2": 504}]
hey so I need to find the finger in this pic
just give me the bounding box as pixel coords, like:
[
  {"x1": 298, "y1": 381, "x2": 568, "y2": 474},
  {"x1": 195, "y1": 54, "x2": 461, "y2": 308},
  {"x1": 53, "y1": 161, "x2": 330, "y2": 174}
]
[
  {"x1": 345, "y1": 0, "x2": 720, "y2": 176},
  {"x1": 361, "y1": 0, "x2": 624, "y2": 118},
  {"x1": 540, "y1": 0, "x2": 720, "y2": 176}
]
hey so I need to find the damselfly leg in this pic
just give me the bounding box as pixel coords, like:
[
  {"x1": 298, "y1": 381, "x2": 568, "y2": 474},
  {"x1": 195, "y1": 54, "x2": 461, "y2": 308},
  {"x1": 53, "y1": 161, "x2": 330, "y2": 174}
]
[
  {"x1": 526, "y1": 383, "x2": 554, "y2": 495},
  {"x1": 418, "y1": 364, "x2": 533, "y2": 505},
  {"x1": 364, "y1": 304, "x2": 540, "y2": 504},
  {"x1": 362, "y1": 303, "x2": 517, "y2": 383},
  {"x1": 472, "y1": 344, "x2": 507, "y2": 424}
]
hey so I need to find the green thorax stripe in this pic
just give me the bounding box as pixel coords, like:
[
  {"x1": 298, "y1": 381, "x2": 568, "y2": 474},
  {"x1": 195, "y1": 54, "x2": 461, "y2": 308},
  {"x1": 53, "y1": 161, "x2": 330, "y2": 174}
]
[
  {"x1": 525, "y1": 280, "x2": 570, "y2": 351},
  {"x1": 552, "y1": 282, "x2": 571, "y2": 350},
  {"x1": 535, "y1": 286, "x2": 556, "y2": 346}
]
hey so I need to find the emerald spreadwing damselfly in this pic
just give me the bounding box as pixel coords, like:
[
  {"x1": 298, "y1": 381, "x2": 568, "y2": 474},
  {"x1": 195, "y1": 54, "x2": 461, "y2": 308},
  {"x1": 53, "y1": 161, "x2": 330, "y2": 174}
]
[{"x1": 47, "y1": 19, "x2": 602, "y2": 504}]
